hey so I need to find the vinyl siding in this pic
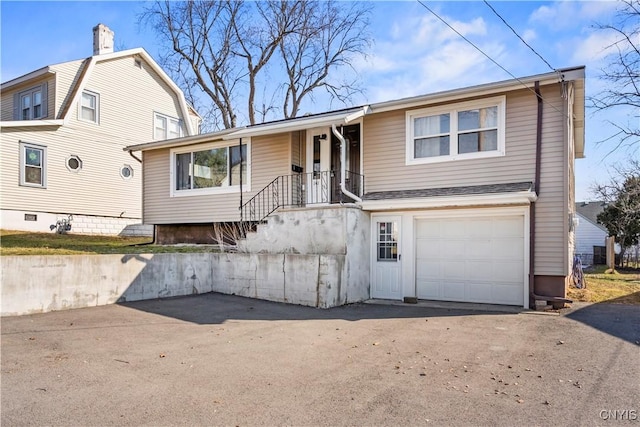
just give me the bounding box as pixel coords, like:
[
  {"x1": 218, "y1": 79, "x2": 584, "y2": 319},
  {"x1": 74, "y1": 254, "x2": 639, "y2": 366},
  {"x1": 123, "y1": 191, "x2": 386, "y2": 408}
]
[
  {"x1": 50, "y1": 59, "x2": 86, "y2": 119},
  {"x1": 575, "y1": 216, "x2": 607, "y2": 255},
  {"x1": 143, "y1": 133, "x2": 290, "y2": 223},
  {"x1": 0, "y1": 126, "x2": 142, "y2": 218},
  {"x1": 1, "y1": 75, "x2": 56, "y2": 121},
  {"x1": 69, "y1": 56, "x2": 187, "y2": 143},
  {"x1": 363, "y1": 84, "x2": 569, "y2": 276},
  {"x1": 1, "y1": 54, "x2": 192, "y2": 220}
]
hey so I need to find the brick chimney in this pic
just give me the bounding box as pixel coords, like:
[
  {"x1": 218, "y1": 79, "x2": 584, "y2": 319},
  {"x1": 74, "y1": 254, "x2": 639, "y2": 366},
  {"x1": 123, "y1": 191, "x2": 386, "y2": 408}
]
[{"x1": 93, "y1": 23, "x2": 114, "y2": 55}]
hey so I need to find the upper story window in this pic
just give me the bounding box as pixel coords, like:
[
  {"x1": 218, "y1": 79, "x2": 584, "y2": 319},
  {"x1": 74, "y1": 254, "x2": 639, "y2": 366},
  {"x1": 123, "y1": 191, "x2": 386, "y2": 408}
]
[
  {"x1": 406, "y1": 96, "x2": 506, "y2": 165},
  {"x1": 19, "y1": 141, "x2": 47, "y2": 188},
  {"x1": 170, "y1": 140, "x2": 250, "y2": 197},
  {"x1": 155, "y1": 113, "x2": 182, "y2": 140},
  {"x1": 14, "y1": 84, "x2": 47, "y2": 120},
  {"x1": 79, "y1": 90, "x2": 99, "y2": 123}
]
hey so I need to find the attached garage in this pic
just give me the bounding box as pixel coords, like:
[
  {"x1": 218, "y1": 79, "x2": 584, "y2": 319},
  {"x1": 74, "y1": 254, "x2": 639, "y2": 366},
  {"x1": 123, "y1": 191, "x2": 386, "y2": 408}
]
[{"x1": 415, "y1": 214, "x2": 525, "y2": 306}]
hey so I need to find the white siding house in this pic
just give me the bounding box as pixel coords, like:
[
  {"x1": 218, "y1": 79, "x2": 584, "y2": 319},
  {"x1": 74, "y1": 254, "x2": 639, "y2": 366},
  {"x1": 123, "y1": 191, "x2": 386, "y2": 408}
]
[{"x1": 0, "y1": 24, "x2": 200, "y2": 235}]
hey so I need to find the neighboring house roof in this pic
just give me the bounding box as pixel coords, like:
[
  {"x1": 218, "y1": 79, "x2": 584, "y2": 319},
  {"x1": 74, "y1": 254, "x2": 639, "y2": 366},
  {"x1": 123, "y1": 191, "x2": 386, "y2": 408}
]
[
  {"x1": 575, "y1": 201, "x2": 608, "y2": 232},
  {"x1": 124, "y1": 66, "x2": 585, "y2": 156},
  {"x1": 1, "y1": 48, "x2": 195, "y2": 135}
]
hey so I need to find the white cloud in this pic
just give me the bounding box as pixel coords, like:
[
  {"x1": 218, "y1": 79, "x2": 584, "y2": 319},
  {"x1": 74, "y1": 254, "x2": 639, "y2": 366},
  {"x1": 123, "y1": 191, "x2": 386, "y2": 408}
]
[
  {"x1": 529, "y1": 0, "x2": 619, "y2": 31},
  {"x1": 522, "y1": 29, "x2": 537, "y2": 43},
  {"x1": 570, "y1": 31, "x2": 622, "y2": 64}
]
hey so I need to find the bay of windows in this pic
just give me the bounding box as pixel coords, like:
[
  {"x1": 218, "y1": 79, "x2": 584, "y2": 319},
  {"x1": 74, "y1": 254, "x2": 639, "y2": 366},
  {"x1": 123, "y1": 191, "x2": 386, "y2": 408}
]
[{"x1": 173, "y1": 142, "x2": 248, "y2": 195}]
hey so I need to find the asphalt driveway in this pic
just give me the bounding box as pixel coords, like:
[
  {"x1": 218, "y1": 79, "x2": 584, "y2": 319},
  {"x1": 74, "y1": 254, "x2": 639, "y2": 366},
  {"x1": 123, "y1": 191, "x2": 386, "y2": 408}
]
[{"x1": 2, "y1": 293, "x2": 639, "y2": 426}]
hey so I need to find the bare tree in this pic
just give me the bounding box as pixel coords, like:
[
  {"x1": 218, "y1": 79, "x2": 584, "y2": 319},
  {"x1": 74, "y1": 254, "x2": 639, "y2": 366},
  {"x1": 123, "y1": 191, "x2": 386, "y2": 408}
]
[
  {"x1": 592, "y1": 160, "x2": 640, "y2": 266},
  {"x1": 278, "y1": 1, "x2": 371, "y2": 119},
  {"x1": 590, "y1": 0, "x2": 640, "y2": 151},
  {"x1": 140, "y1": 0, "x2": 371, "y2": 129}
]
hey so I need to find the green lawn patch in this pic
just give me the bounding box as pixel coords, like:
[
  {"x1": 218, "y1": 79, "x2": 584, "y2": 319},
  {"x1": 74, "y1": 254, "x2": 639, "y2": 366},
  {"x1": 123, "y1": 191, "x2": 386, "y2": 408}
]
[
  {"x1": 0, "y1": 230, "x2": 220, "y2": 255},
  {"x1": 568, "y1": 265, "x2": 640, "y2": 304}
]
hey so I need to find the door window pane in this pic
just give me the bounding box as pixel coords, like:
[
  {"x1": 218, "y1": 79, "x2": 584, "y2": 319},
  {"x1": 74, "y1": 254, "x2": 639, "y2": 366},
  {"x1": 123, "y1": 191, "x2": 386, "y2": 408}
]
[{"x1": 377, "y1": 221, "x2": 398, "y2": 261}]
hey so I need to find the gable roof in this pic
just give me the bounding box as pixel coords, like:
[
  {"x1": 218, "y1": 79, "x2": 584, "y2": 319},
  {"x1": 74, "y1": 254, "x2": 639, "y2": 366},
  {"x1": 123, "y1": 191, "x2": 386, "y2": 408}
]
[
  {"x1": 1, "y1": 48, "x2": 195, "y2": 135},
  {"x1": 575, "y1": 201, "x2": 608, "y2": 231},
  {"x1": 124, "y1": 66, "x2": 585, "y2": 156}
]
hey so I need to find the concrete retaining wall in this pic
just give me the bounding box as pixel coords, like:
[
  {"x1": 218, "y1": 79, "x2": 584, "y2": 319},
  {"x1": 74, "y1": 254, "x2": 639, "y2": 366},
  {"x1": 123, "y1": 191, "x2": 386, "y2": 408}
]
[
  {"x1": 1, "y1": 209, "x2": 153, "y2": 236},
  {"x1": 1, "y1": 252, "x2": 368, "y2": 316}
]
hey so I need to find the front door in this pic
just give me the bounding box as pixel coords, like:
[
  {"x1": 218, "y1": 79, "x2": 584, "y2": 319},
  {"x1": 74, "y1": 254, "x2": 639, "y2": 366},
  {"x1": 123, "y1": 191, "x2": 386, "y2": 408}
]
[
  {"x1": 306, "y1": 128, "x2": 331, "y2": 204},
  {"x1": 371, "y1": 216, "x2": 403, "y2": 300}
]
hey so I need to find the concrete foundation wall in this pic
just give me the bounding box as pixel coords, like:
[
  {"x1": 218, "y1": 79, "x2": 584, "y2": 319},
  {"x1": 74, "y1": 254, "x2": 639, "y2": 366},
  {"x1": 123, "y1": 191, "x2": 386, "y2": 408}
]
[
  {"x1": 1, "y1": 251, "x2": 369, "y2": 316},
  {"x1": 1, "y1": 209, "x2": 152, "y2": 236}
]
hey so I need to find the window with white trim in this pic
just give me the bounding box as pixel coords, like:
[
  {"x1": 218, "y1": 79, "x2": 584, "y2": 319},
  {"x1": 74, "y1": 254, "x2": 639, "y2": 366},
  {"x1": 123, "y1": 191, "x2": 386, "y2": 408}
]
[
  {"x1": 16, "y1": 85, "x2": 46, "y2": 120},
  {"x1": 170, "y1": 140, "x2": 250, "y2": 197},
  {"x1": 406, "y1": 96, "x2": 506, "y2": 164},
  {"x1": 79, "y1": 90, "x2": 99, "y2": 123},
  {"x1": 155, "y1": 113, "x2": 182, "y2": 140},
  {"x1": 19, "y1": 142, "x2": 46, "y2": 188}
]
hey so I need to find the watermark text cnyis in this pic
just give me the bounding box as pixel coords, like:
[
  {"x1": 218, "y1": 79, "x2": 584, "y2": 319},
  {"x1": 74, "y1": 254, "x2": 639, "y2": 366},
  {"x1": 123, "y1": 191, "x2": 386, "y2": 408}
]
[{"x1": 599, "y1": 409, "x2": 638, "y2": 421}]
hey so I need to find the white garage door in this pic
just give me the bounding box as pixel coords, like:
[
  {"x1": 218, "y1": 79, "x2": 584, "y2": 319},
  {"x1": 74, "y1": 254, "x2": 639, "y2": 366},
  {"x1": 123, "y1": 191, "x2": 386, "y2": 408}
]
[{"x1": 415, "y1": 214, "x2": 525, "y2": 306}]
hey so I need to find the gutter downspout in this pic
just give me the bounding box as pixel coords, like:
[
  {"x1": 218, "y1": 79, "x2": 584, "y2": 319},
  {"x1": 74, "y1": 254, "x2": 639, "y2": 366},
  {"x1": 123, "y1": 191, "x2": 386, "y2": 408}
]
[
  {"x1": 528, "y1": 81, "x2": 542, "y2": 309},
  {"x1": 125, "y1": 149, "x2": 154, "y2": 247},
  {"x1": 239, "y1": 138, "x2": 243, "y2": 223},
  {"x1": 529, "y1": 81, "x2": 572, "y2": 307},
  {"x1": 331, "y1": 124, "x2": 362, "y2": 203},
  {"x1": 128, "y1": 150, "x2": 142, "y2": 163}
]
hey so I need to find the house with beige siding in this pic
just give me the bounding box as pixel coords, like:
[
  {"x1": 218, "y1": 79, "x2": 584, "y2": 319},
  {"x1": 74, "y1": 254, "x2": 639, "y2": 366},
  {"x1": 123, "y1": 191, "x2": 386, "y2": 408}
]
[
  {"x1": 126, "y1": 66, "x2": 585, "y2": 309},
  {"x1": 0, "y1": 24, "x2": 200, "y2": 235}
]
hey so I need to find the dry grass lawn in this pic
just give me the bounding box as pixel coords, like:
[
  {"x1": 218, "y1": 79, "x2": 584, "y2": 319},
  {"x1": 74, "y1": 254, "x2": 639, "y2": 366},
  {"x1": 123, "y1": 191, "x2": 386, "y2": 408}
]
[
  {"x1": 567, "y1": 265, "x2": 640, "y2": 304},
  {"x1": 0, "y1": 230, "x2": 220, "y2": 255}
]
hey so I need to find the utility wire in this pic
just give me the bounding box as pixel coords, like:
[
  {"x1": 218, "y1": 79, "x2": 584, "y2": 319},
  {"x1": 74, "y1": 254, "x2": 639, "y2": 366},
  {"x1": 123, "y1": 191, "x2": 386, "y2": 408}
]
[
  {"x1": 415, "y1": 0, "x2": 566, "y2": 117},
  {"x1": 483, "y1": 0, "x2": 555, "y2": 72}
]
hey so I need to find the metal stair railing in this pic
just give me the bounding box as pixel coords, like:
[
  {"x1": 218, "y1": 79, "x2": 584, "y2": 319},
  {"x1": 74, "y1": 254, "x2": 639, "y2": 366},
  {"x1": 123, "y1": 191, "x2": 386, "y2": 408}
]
[{"x1": 240, "y1": 170, "x2": 364, "y2": 225}]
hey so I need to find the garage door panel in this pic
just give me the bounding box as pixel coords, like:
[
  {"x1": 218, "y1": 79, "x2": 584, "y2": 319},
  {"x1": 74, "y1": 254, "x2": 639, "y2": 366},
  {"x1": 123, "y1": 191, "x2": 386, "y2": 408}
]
[
  {"x1": 442, "y1": 240, "x2": 465, "y2": 257},
  {"x1": 442, "y1": 282, "x2": 466, "y2": 300},
  {"x1": 467, "y1": 282, "x2": 494, "y2": 303},
  {"x1": 496, "y1": 261, "x2": 524, "y2": 283},
  {"x1": 416, "y1": 221, "x2": 441, "y2": 238},
  {"x1": 415, "y1": 214, "x2": 525, "y2": 306},
  {"x1": 466, "y1": 261, "x2": 493, "y2": 281},
  {"x1": 416, "y1": 239, "x2": 440, "y2": 257},
  {"x1": 492, "y1": 284, "x2": 523, "y2": 305},
  {"x1": 442, "y1": 261, "x2": 466, "y2": 280},
  {"x1": 491, "y1": 239, "x2": 524, "y2": 259},
  {"x1": 492, "y1": 216, "x2": 524, "y2": 237},
  {"x1": 442, "y1": 220, "x2": 466, "y2": 237},
  {"x1": 416, "y1": 279, "x2": 441, "y2": 299},
  {"x1": 466, "y1": 240, "x2": 492, "y2": 258},
  {"x1": 467, "y1": 219, "x2": 493, "y2": 237},
  {"x1": 416, "y1": 260, "x2": 441, "y2": 279}
]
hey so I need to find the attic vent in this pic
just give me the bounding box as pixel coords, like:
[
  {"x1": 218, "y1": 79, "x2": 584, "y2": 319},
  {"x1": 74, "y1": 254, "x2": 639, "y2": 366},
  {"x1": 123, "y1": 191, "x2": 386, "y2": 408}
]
[{"x1": 135, "y1": 59, "x2": 142, "y2": 69}]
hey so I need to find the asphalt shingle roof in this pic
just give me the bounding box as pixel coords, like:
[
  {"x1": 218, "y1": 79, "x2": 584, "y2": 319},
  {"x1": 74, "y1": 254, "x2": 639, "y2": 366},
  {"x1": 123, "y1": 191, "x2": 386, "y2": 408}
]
[{"x1": 363, "y1": 182, "x2": 534, "y2": 201}]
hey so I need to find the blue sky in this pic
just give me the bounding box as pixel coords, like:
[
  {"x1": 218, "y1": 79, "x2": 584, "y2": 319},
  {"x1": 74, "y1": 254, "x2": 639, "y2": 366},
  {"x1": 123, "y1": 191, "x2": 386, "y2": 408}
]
[{"x1": 1, "y1": 1, "x2": 637, "y2": 201}]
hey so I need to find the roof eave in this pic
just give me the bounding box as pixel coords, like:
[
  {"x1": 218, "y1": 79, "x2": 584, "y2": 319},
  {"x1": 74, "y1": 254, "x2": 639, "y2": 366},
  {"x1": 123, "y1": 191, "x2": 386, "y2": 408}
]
[
  {"x1": 370, "y1": 66, "x2": 586, "y2": 114},
  {"x1": 1, "y1": 67, "x2": 55, "y2": 90},
  {"x1": 124, "y1": 128, "x2": 239, "y2": 152}
]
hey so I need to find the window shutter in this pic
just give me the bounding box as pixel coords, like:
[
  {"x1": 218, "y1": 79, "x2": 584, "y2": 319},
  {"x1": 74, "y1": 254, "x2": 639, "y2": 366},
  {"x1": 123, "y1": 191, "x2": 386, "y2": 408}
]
[
  {"x1": 13, "y1": 93, "x2": 19, "y2": 120},
  {"x1": 40, "y1": 82, "x2": 48, "y2": 118}
]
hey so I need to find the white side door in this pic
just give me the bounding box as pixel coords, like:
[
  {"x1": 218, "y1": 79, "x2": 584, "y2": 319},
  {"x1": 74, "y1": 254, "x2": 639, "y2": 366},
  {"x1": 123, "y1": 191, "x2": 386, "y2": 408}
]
[
  {"x1": 306, "y1": 128, "x2": 331, "y2": 204},
  {"x1": 371, "y1": 216, "x2": 403, "y2": 300}
]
